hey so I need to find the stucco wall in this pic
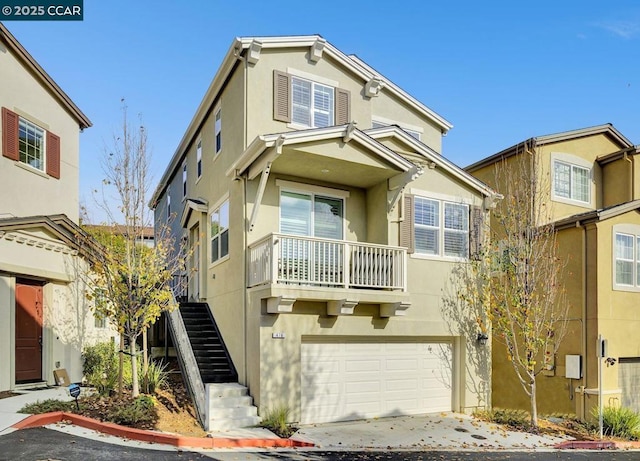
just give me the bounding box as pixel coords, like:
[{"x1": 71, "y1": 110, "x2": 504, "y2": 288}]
[{"x1": 0, "y1": 39, "x2": 81, "y2": 222}]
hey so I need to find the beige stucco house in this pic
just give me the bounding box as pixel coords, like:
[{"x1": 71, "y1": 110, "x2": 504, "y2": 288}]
[
  {"x1": 467, "y1": 124, "x2": 640, "y2": 420},
  {"x1": 0, "y1": 23, "x2": 111, "y2": 391},
  {"x1": 151, "y1": 35, "x2": 500, "y2": 428}
]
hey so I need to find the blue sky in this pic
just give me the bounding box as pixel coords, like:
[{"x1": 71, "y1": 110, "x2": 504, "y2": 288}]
[{"x1": 4, "y1": 1, "x2": 640, "y2": 222}]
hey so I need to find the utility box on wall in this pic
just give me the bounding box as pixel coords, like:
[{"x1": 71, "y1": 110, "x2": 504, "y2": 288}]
[{"x1": 565, "y1": 355, "x2": 582, "y2": 379}]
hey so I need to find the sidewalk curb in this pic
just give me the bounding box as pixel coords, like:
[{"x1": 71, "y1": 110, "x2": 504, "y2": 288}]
[
  {"x1": 11, "y1": 412, "x2": 314, "y2": 449},
  {"x1": 555, "y1": 440, "x2": 640, "y2": 450}
]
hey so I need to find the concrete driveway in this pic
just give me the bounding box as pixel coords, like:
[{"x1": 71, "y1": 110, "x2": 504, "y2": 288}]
[{"x1": 291, "y1": 413, "x2": 570, "y2": 450}]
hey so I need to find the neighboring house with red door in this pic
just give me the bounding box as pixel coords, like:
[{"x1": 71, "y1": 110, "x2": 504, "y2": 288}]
[
  {"x1": 0, "y1": 23, "x2": 112, "y2": 391},
  {"x1": 150, "y1": 35, "x2": 500, "y2": 429}
]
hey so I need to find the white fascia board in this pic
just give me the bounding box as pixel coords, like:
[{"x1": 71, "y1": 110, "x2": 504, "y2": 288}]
[
  {"x1": 366, "y1": 127, "x2": 497, "y2": 198},
  {"x1": 228, "y1": 126, "x2": 413, "y2": 179}
]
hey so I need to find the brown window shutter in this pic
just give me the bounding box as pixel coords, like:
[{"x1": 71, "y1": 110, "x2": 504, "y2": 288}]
[
  {"x1": 273, "y1": 70, "x2": 291, "y2": 122},
  {"x1": 2, "y1": 107, "x2": 19, "y2": 161},
  {"x1": 335, "y1": 88, "x2": 351, "y2": 125},
  {"x1": 46, "y1": 131, "x2": 61, "y2": 179},
  {"x1": 469, "y1": 205, "x2": 484, "y2": 259},
  {"x1": 400, "y1": 193, "x2": 415, "y2": 253}
]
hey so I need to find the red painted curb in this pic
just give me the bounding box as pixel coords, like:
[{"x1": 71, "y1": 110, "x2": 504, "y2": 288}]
[
  {"x1": 555, "y1": 440, "x2": 640, "y2": 450},
  {"x1": 11, "y1": 412, "x2": 314, "y2": 449}
]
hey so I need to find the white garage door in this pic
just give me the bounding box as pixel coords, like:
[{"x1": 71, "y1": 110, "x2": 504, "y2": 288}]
[
  {"x1": 619, "y1": 358, "x2": 640, "y2": 412},
  {"x1": 301, "y1": 340, "x2": 453, "y2": 424}
]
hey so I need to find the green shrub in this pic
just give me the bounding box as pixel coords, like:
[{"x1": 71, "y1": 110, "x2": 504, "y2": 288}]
[
  {"x1": 261, "y1": 405, "x2": 296, "y2": 438},
  {"x1": 107, "y1": 395, "x2": 157, "y2": 427},
  {"x1": 19, "y1": 399, "x2": 75, "y2": 414},
  {"x1": 144, "y1": 360, "x2": 169, "y2": 393},
  {"x1": 591, "y1": 406, "x2": 640, "y2": 440},
  {"x1": 82, "y1": 342, "x2": 118, "y2": 396},
  {"x1": 474, "y1": 407, "x2": 531, "y2": 430}
]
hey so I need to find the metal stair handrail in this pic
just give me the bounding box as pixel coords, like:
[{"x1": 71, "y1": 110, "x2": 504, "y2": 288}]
[{"x1": 166, "y1": 301, "x2": 208, "y2": 429}]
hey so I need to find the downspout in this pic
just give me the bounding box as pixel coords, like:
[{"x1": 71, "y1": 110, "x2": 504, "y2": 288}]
[
  {"x1": 578, "y1": 220, "x2": 588, "y2": 420},
  {"x1": 624, "y1": 152, "x2": 633, "y2": 201},
  {"x1": 232, "y1": 43, "x2": 249, "y2": 385}
]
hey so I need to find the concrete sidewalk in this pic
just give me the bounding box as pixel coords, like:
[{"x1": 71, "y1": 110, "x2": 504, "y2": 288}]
[
  {"x1": 291, "y1": 413, "x2": 570, "y2": 450},
  {"x1": 0, "y1": 387, "x2": 73, "y2": 433}
]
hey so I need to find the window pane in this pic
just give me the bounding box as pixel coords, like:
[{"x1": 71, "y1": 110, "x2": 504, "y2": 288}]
[
  {"x1": 444, "y1": 231, "x2": 468, "y2": 258},
  {"x1": 292, "y1": 78, "x2": 311, "y2": 126},
  {"x1": 211, "y1": 236, "x2": 219, "y2": 262},
  {"x1": 314, "y1": 196, "x2": 342, "y2": 239},
  {"x1": 616, "y1": 234, "x2": 634, "y2": 285},
  {"x1": 18, "y1": 118, "x2": 44, "y2": 171},
  {"x1": 221, "y1": 229, "x2": 229, "y2": 258},
  {"x1": 281, "y1": 191, "x2": 311, "y2": 236},
  {"x1": 444, "y1": 203, "x2": 468, "y2": 231},
  {"x1": 415, "y1": 198, "x2": 438, "y2": 226},
  {"x1": 554, "y1": 162, "x2": 571, "y2": 198},
  {"x1": 215, "y1": 109, "x2": 222, "y2": 153},
  {"x1": 415, "y1": 227, "x2": 438, "y2": 254},
  {"x1": 220, "y1": 200, "x2": 229, "y2": 232},
  {"x1": 312, "y1": 84, "x2": 333, "y2": 128},
  {"x1": 572, "y1": 166, "x2": 589, "y2": 202}
]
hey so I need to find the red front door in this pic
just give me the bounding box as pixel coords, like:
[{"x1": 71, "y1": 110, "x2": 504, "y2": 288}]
[{"x1": 15, "y1": 279, "x2": 43, "y2": 383}]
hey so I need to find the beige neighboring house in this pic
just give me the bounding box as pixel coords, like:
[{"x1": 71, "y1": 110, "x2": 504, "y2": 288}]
[
  {"x1": 467, "y1": 124, "x2": 640, "y2": 420},
  {"x1": 151, "y1": 35, "x2": 500, "y2": 429},
  {"x1": 0, "y1": 23, "x2": 111, "y2": 391}
]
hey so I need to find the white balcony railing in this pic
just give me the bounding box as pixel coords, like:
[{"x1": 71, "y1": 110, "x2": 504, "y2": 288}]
[{"x1": 248, "y1": 233, "x2": 406, "y2": 291}]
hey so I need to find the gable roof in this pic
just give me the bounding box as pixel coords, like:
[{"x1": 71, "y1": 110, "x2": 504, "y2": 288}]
[
  {"x1": 227, "y1": 124, "x2": 415, "y2": 181},
  {"x1": 554, "y1": 200, "x2": 640, "y2": 230},
  {"x1": 150, "y1": 35, "x2": 451, "y2": 207},
  {"x1": 465, "y1": 124, "x2": 634, "y2": 173},
  {"x1": 365, "y1": 125, "x2": 499, "y2": 199},
  {"x1": 0, "y1": 23, "x2": 91, "y2": 129},
  {"x1": 0, "y1": 214, "x2": 101, "y2": 262}
]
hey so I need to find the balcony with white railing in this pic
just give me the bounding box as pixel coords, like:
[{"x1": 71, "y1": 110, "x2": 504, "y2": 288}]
[{"x1": 248, "y1": 233, "x2": 407, "y2": 291}]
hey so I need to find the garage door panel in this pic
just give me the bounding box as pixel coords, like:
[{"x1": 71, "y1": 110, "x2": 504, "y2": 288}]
[
  {"x1": 301, "y1": 340, "x2": 453, "y2": 424},
  {"x1": 619, "y1": 359, "x2": 640, "y2": 413}
]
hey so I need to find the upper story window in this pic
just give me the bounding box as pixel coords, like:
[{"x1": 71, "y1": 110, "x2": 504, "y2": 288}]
[
  {"x1": 196, "y1": 140, "x2": 202, "y2": 179},
  {"x1": 400, "y1": 192, "x2": 477, "y2": 260},
  {"x1": 2, "y1": 107, "x2": 60, "y2": 179},
  {"x1": 613, "y1": 224, "x2": 640, "y2": 291},
  {"x1": 552, "y1": 160, "x2": 590, "y2": 204},
  {"x1": 167, "y1": 193, "x2": 171, "y2": 219},
  {"x1": 273, "y1": 70, "x2": 350, "y2": 128},
  {"x1": 214, "y1": 107, "x2": 222, "y2": 154},
  {"x1": 414, "y1": 197, "x2": 469, "y2": 258},
  {"x1": 292, "y1": 76, "x2": 334, "y2": 128},
  {"x1": 210, "y1": 199, "x2": 229, "y2": 263},
  {"x1": 182, "y1": 162, "x2": 187, "y2": 198}
]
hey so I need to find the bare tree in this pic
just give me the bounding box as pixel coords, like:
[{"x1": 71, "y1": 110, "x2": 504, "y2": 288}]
[
  {"x1": 89, "y1": 102, "x2": 184, "y2": 397},
  {"x1": 457, "y1": 142, "x2": 569, "y2": 427}
]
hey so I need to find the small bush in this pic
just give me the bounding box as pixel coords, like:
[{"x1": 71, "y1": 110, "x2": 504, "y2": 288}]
[
  {"x1": 591, "y1": 406, "x2": 640, "y2": 440},
  {"x1": 106, "y1": 395, "x2": 157, "y2": 427},
  {"x1": 82, "y1": 342, "x2": 118, "y2": 396},
  {"x1": 261, "y1": 405, "x2": 296, "y2": 438},
  {"x1": 474, "y1": 407, "x2": 531, "y2": 430},
  {"x1": 19, "y1": 399, "x2": 75, "y2": 414}
]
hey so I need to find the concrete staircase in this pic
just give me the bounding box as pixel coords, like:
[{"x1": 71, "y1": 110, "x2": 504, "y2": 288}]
[{"x1": 207, "y1": 383, "x2": 261, "y2": 430}]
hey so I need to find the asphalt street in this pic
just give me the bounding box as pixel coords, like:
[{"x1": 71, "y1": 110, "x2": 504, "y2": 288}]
[{"x1": 1, "y1": 428, "x2": 639, "y2": 461}]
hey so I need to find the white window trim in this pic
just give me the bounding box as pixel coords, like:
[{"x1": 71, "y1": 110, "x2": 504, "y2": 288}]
[
  {"x1": 276, "y1": 180, "x2": 347, "y2": 240},
  {"x1": 372, "y1": 115, "x2": 424, "y2": 140},
  {"x1": 208, "y1": 194, "x2": 230, "y2": 268},
  {"x1": 196, "y1": 139, "x2": 203, "y2": 182},
  {"x1": 214, "y1": 104, "x2": 222, "y2": 156},
  {"x1": 613, "y1": 224, "x2": 640, "y2": 292},
  {"x1": 286, "y1": 68, "x2": 339, "y2": 88},
  {"x1": 409, "y1": 188, "x2": 471, "y2": 262},
  {"x1": 550, "y1": 153, "x2": 593, "y2": 208}
]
